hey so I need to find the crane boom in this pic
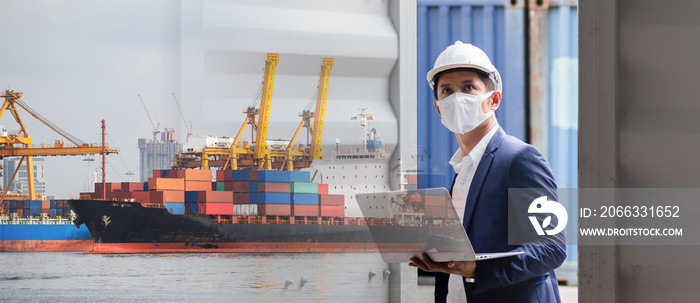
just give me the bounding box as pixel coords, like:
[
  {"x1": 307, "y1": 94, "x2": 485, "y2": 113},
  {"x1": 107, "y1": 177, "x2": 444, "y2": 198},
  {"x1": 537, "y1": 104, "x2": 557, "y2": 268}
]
[
  {"x1": 172, "y1": 93, "x2": 193, "y2": 137},
  {"x1": 254, "y1": 53, "x2": 279, "y2": 168},
  {"x1": 310, "y1": 58, "x2": 334, "y2": 160}
]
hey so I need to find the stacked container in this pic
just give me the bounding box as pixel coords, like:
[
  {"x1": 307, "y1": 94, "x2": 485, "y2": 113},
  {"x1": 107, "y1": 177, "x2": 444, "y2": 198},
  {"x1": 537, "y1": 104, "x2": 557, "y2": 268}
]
[{"x1": 1, "y1": 199, "x2": 73, "y2": 218}]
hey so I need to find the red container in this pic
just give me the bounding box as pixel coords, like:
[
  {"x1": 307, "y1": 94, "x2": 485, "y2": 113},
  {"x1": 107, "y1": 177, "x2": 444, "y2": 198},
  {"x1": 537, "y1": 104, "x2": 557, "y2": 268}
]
[
  {"x1": 233, "y1": 193, "x2": 250, "y2": 204},
  {"x1": 320, "y1": 205, "x2": 344, "y2": 217},
  {"x1": 121, "y1": 182, "x2": 143, "y2": 192},
  {"x1": 16, "y1": 201, "x2": 23, "y2": 208},
  {"x1": 258, "y1": 204, "x2": 291, "y2": 216},
  {"x1": 199, "y1": 202, "x2": 233, "y2": 215},
  {"x1": 257, "y1": 182, "x2": 291, "y2": 193},
  {"x1": 318, "y1": 184, "x2": 329, "y2": 195},
  {"x1": 197, "y1": 191, "x2": 233, "y2": 203},
  {"x1": 223, "y1": 182, "x2": 235, "y2": 192},
  {"x1": 293, "y1": 205, "x2": 319, "y2": 217},
  {"x1": 131, "y1": 191, "x2": 150, "y2": 203},
  {"x1": 150, "y1": 190, "x2": 184, "y2": 203},
  {"x1": 107, "y1": 182, "x2": 122, "y2": 192},
  {"x1": 185, "y1": 181, "x2": 212, "y2": 191},
  {"x1": 41, "y1": 200, "x2": 50, "y2": 209},
  {"x1": 248, "y1": 170, "x2": 258, "y2": 181},
  {"x1": 319, "y1": 194, "x2": 344, "y2": 206},
  {"x1": 41, "y1": 209, "x2": 50, "y2": 214},
  {"x1": 232, "y1": 181, "x2": 249, "y2": 193},
  {"x1": 16, "y1": 209, "x2": 23, "y2": 217},
  {"x1": 216, "y1": 170, "x2": 234, "y2": 182},
  {"x1": 94, "y1": 183, "x2": 104, "y2": 194},
  {"x1": 171, "y1": 169, "x2": 212, "y2": 181},
  {"x1": 148, "y1": 178, "x2": 185, "y2": 191}
]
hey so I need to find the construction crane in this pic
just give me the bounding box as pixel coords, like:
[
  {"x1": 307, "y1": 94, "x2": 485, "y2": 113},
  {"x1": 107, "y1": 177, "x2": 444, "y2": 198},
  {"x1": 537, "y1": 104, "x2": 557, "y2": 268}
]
[
  {"x1": 172, "y1": 93, "x2": 193, "y2": 139},
  {"x1": 138, "y1": 94, "x2": 160, "y2": 176},
  {"x1": 0, "y1": 90, "x2": 119, "y2": 208}
]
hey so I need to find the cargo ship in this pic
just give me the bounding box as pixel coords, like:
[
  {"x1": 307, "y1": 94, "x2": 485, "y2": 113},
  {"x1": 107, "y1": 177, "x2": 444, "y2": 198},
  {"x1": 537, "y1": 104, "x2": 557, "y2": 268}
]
[
  {"x1": 70, "y1": 168, "x2": 421, "y2": 253},
  {"x1": 0, "y1": 200, "x2": 92, "y2": 252}
]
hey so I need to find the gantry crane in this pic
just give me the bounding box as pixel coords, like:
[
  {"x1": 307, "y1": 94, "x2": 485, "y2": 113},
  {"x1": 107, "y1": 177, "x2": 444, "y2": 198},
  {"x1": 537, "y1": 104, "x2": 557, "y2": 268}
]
[
  {"x1": 172, "y1": 55, "x2": 333, "y2": 172},
  {"x1": 0, "y1": 90, "x2": 119, "y2": 209}
]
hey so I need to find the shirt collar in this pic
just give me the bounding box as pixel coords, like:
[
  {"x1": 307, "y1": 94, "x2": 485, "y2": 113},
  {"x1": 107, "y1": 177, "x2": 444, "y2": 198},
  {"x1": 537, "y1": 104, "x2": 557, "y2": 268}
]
[{"x1": 449, "y1": 124, "x2": 500, "y2": 173}]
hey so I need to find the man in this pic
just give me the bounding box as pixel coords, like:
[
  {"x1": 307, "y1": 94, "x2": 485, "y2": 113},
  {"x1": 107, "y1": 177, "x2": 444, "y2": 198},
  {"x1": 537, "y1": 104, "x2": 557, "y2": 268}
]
[{"x1": 409, "y1": 41, "x2": 566, "y2": 302}]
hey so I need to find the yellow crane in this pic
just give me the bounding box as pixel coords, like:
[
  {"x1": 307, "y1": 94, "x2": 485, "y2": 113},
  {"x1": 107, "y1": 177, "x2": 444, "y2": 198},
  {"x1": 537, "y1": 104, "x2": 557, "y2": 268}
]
[
  {"x1": 255, "y1": 53, "x2": 279, "y2": 170},
  {"x1": 0, "y1": 90, "x2": 119, "y2": 207}
]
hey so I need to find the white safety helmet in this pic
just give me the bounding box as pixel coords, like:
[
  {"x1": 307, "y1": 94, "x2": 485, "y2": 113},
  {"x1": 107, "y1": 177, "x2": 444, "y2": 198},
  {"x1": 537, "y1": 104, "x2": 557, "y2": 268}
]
[{"x1": 426, "y1": 41, "x2": 502, "y2": 93}]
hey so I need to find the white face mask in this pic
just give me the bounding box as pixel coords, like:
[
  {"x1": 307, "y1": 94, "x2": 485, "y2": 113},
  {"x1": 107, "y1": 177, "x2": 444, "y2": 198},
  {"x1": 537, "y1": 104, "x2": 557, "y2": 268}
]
[{"x1": 437, "y1": 92, "x2": 494, "y2": 134}]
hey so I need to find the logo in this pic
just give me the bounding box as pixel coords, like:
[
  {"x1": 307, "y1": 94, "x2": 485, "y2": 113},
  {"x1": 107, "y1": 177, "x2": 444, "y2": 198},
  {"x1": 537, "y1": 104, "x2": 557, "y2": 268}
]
[{"x1": 528, "y1": 196, "x2": 568, "y2": 236}]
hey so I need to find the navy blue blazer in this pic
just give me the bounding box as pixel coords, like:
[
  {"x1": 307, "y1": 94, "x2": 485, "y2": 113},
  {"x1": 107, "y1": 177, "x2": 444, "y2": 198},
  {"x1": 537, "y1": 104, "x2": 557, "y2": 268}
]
[{"x1": 435, "y1": 127, "x2": 567, "y2": 303}]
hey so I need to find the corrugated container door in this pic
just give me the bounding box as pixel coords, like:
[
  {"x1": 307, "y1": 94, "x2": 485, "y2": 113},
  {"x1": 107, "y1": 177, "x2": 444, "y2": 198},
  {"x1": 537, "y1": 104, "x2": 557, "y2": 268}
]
[{"x1": 417, "y1": 0, "x2": 525, "y2": 190}]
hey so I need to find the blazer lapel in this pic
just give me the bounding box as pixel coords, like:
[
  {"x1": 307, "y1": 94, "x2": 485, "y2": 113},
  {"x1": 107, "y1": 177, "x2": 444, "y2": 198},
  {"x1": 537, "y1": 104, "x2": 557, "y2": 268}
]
[{"x1": 462, "y1": 127, "x2": 506, "y2": 232}]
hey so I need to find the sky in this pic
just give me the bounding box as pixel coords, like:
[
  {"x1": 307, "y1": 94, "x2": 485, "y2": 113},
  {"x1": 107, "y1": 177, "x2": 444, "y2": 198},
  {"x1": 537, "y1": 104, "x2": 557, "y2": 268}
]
[{"x1": 0, "y1": 0, "x2": 400, "y2": 198}]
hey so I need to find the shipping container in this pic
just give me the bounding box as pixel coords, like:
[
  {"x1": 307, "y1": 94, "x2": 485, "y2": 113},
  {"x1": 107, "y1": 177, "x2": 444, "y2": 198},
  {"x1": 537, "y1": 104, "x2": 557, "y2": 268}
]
[
  {"x1": 318, "y1": 184, "x2": 329, "y2": 195},
  {"x1": 293, "y1": 193, "x2": 318, "y2": 205},
  {"x1": 148, "y1": 178, "x2": 185, "y2": 191},
  {"x1": 199, "y1": 202, "x2": 233, "y2": 215},
  {"x1": 232, "y1": 181, "x2": 249, "y2": 193},
  {"x1": 185, "y1": 191, "x2": 199, "y2": 203},
  {"x1": 41, "y1": 209, "x2": 50, "y2": 215},
  {"x1": 293, "y1": 204, "x2": 319, "y2": 217},
  {"x1": 171, "y1": 169, "x2": 212, "y2": 181},
  {"x1": 249, "y1": 181, "x2": 257, "y2": 192},
  {"x1": 233, "y1": 193, "x2": 250, "y2": 204},
  {"x1": 320, "y1": 205, "x2": 344, "y2": 217},
  {"x1": 216, "y1": 170, "x2": 227, "y2": 182},
  {"x1": 121, "y1": 182, "x2": 143, "y2": 192},
  {"x1": 197, "y1": 191, "x2": 234, "y2": 203},
  {"x1": 16, "y1": 208, "x2": 23, "y2": 217},
  {"x1": 50, "y1": 208, "x2": 57, "y2": 217},
  {"x1": 319, "y1": 194, "x2": 344, "y2": 206},
  {"x1": 257, "y1": 204, "x2": 291, "y2": 216},
  {"x1": 215, "y1": 181, "x2": 225, "y2": 191},
  {"x1": 185, "y1": 180, "x2": 212, "y2": 191},
  {"x1": 249, "y1": 193, "x2": 258, "y2": 204},
  {"x1": 248, "y1": 170, "x2": 258, "y2": 181},
  {"x1": 107, "y1": 182, "x2": 122, "y2": 192},
  {"x1": 290, "y1": 182, "x2": 318, "y2": 194},
  {"x1": 10, "y1": 200, "x2": 16, "y2": 208},
  {"x1": 257, "y1": 182, "x2": 291, "y2": 193},
  {"x1": 257, "y1": 170, "x2": 308, "y2": 182},
  {"x1": 28, "y1": 209, "x2": 41, "y2": 216},
  {"x1": 232, "y1": 170, "x2": 249, "y2": 181},
  {"x1": 164, "y1": 202, "x2": 186, "y2": 214},
  {"x1": 50, "y1": 200, "x2": 57, "y2": 208},
  {"x1": 16, "y1": 200, "x2": 23, "y2": 209},
  {"x1": 257, "y1": 192, "x2": 292, "y2": 204},
  {"x1": 131, "y1": 191, "x2": 150, "y2": 203},
  {"x1": 233, "y1": 204, "x2": 258, "y2": 216},
  {"x1": 223, "y1": 182, "x2": 235, "y2": 192},
  {"x1": 189, "y1": 202, "x2": 198, "y2": 215},
  {"x1": 150, "y1": 191, "x2": 185, "y2": 203},
  {"x1": 143, "y1": 182, "x2": 149, "y2": 191},
  {"x1": 28, "y1": 200, "x2": 42, "y2": 209}
]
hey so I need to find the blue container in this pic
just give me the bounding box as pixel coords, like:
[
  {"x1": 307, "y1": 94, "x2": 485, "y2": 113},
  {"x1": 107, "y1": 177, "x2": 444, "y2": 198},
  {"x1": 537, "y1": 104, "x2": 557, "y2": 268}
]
[
  {"x1": 56, "y1": 208, "x2": 64, "y2": 216},
  {"x1": 143, "y1": 182, "x2": 149, "y2": 191},
  {"x1": 290, "y1": 171, "x2": 310, "y2": 182},
  {"x1": 10, "y1": 208, "x2": 16, "y2": 214},
  {"x1": 249, "y1": 193, "x2": 258, "y2": 204},
  {"x1": 257, "y1": 192, "x2": 291, "y2": 204},
  {"x1": 50, "y1": 200, "x2": 57, "y2": 208},
  {"x1": 161, "y1": 170, "x2": 169, "y2": 178},
  {"x1": 189, "y1": 202, "x2": 198, "y2": 215},
  {"x1": 28, "y1": 200, "x2": 42, "y2": 209},
  {"x1": 249, "y1": 181, "x2": 258, "y2": 193},
  {"x1": 50, "y1": 209, "x2": 57, "y2": 217},
  {"x1": 293, "y1": 193, "x2": 319, "y2": 205},
  {"x1": 232, "y1": 170, "x2": 249, "y2": 181},
  {"x1": 258, "y1": 170, "x2": 290, "y2": 182},
  {"x1": 185, "y1": 191, "x2": 199, "y2": 203},
  {"x1": 164, "y1": 202, "x2": 185, "y2": 215},
  {"x1": 9, "y1": 201, "x2": 16, "y2": 208},
  {"x1": 28, "y1": 209, "x2": 41, "y2": 217}
]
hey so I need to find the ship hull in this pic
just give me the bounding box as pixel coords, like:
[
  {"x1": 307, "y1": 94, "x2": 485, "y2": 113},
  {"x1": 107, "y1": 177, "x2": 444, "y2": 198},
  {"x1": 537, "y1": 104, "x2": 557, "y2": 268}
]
[
  {"x1": 69, "y1": 200, "x2": 420, "y2": 254},
  {"x1": 0, "y1": 224, "x2": 93, "y2": 252}
]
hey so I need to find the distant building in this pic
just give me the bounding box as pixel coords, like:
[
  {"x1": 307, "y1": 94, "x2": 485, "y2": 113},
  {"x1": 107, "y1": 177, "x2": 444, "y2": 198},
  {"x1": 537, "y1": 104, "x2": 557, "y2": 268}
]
[
  {"x1": 138, "y1": 128, "x2": 181, "y2": 182},
  {"x1": 3, "y1": 157, "x2": 46, "y2": 196}
]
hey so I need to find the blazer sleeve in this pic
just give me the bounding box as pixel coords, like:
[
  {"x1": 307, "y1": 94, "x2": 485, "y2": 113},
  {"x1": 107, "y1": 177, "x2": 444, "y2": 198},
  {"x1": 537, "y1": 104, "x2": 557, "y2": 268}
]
[{"x1": 470, "y1": 144, "x2": 567, "y2": 294}]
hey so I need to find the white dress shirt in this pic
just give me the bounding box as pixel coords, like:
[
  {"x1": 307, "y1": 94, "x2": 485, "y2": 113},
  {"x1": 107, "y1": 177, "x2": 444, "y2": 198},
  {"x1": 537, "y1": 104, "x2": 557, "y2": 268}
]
[{"x1": 446, "y1": 124, "x2": 499, "y2": 302}]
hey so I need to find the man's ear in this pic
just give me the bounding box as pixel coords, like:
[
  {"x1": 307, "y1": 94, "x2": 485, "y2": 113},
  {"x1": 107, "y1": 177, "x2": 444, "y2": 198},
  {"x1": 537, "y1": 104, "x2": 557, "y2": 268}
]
[
  {"x1": 489, "y1": 91, "x2": 501, "y2": 111},
  {"x1": 434, "y1": 100, "x2": 441, "y2": 117}
]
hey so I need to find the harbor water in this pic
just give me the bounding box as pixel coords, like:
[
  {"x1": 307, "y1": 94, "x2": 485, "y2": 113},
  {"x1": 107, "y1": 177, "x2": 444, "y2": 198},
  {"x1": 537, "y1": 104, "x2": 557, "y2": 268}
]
[{"x1": 0, "y1": 252, "x2": 399, "y2": 302}]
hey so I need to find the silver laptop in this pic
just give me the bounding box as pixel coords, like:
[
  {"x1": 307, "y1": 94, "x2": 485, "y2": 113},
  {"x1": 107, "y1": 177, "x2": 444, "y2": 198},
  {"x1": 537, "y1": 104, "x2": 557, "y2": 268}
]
[{"x1": 355, "y1": 188, "x2": 523, "y2": 263}]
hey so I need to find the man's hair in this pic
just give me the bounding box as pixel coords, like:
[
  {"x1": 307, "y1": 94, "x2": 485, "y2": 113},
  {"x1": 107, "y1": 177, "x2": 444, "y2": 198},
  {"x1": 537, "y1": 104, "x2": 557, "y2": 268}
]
[{"x1": 432, "y1": 68, "x2": 495, "y2": 100}]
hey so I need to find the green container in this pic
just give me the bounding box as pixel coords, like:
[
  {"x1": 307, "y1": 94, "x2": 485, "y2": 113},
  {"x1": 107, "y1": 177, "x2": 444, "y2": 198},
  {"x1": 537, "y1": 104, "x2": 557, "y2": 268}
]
[
  {"x1": 290, "y1": 182, "x2": 318, "y2": 194},
  {"x1": 216, "y1": 181, "x2": 225, "y2": 191}
]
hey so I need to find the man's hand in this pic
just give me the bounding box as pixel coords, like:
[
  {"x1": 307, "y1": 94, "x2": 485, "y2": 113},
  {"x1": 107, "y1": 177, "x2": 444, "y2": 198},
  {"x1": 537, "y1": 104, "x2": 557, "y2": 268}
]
[{"x1": 409, "y1": 253, "x2": 476, "y2": 278}]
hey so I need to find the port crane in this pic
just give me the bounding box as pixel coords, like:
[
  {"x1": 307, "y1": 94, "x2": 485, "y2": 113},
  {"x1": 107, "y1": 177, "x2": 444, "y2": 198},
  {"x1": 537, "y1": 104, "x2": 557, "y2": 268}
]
[
  {"x1": 173, "y1": 54, "x2": 333, "y2": 172},
  {"x1": 0, "y1": 90, "x2": 119, "y2": 209}
]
